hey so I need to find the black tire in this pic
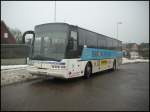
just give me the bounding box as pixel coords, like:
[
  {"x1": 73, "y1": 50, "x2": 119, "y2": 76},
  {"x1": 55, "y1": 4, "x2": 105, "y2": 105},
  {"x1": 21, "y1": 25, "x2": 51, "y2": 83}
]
[
  {"x1": 84, "y1": 63, "x2": 92, "y2": 79},
  {"x1": 112, "y1": 60, "x2": 116, "y2": 70}
]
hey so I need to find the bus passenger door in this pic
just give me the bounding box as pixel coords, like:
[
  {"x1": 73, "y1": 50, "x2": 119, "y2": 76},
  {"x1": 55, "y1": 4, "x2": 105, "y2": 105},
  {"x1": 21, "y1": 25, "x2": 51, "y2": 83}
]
[{"x1": 67, "y1": 27, "x2": 79, "y2": 59}]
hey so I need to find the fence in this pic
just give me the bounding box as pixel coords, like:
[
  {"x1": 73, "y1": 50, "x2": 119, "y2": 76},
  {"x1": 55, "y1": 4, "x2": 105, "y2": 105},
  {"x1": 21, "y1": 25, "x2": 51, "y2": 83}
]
[{"x1": 1, "y1": 44, "x2": 30, "y2": 65}]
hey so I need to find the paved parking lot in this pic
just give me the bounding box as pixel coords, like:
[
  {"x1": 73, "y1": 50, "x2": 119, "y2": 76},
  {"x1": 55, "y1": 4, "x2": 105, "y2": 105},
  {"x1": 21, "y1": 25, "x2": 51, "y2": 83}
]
[{"x1": 1, "y1": 63, "x2": 149, "y2": 111}]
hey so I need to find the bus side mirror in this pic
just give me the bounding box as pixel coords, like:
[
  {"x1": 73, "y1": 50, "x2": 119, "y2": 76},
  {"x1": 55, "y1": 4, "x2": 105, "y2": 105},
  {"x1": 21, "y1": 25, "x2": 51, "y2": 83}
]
[
  {"x1": 22, "y1": 31, "x2": 35, "y2": 46},
  {"x1": 22, "y1": 31, "x2": 35, "y2": 59}
]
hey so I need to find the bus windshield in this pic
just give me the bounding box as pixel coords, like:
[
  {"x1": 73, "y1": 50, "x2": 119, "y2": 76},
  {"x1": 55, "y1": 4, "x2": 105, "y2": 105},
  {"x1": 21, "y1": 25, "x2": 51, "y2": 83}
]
[{"x1": 31, "y1": 24, "x2": 68, "y2": 61}]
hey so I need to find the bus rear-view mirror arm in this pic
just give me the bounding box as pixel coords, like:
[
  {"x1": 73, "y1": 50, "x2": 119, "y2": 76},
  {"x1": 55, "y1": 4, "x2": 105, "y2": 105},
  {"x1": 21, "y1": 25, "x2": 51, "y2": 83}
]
[{"x1": 22, "y1": 30, "x2": 35, "y2": 46}]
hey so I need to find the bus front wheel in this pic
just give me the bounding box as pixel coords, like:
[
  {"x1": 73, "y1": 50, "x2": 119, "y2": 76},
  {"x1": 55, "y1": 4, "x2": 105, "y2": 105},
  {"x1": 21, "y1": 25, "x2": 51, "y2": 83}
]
[{"x1": 84, "y1": 63, "x2": 92, "y2": 79}]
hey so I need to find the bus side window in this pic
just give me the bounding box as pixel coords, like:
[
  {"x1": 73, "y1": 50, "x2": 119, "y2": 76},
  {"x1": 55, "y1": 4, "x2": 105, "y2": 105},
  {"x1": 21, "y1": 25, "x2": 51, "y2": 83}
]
[{"x1": 70, "y1": 31, "x2": 77, "y2": 50}]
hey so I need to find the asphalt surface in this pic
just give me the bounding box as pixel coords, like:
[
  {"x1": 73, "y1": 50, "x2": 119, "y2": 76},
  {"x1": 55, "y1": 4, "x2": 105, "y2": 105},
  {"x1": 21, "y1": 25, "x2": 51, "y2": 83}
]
[{"x1": 1, "y1": 63, "x2": 149, "y2": 111}]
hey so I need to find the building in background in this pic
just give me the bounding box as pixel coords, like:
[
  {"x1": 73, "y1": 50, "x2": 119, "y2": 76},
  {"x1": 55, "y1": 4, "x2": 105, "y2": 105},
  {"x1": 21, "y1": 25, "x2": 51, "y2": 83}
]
[
  {"x1": 129, "y1": 51, "x2": 139, "y2": 59},
  {"x1": 1, "y1": 21, "x2": 16, "y2": 44},
  {"x1": 1, "y1": 21, "x2": 29, "y2": 65},
  {"x1": 128, "y1": 43, "x2": 139, "y2": 59},
  {"x1": 122, "y1": 43, "x2": 140, "y2": 59},
  {"x1": 139, "y1": 43, "x2": 149, "y2": 59}
]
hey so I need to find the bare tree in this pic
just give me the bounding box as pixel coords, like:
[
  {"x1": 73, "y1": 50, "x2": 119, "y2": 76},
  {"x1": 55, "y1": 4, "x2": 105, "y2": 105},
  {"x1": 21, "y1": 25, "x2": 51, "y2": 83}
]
[{"x1": 9, "y1": 28, "x2": 23, "y2": 44}]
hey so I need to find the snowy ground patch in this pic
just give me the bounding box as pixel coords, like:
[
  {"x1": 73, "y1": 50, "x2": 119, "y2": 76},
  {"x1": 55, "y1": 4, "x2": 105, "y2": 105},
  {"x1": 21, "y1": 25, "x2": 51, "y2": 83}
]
[
  {"x1": 122, "y1": 58, "x2": 149, "y2": 64},
  {"x1": 1, "y1": 68, "x2": 39, "y2": 86},
  {"x1": 1, "y1": 65, "x2": 29, "y2": 70}
]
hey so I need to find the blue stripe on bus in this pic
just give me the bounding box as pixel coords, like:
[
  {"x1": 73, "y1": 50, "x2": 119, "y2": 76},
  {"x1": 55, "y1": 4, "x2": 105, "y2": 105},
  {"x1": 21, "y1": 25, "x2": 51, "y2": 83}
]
[{"x1": 81, "y1": 47, "x2": 123, "y2": 61}]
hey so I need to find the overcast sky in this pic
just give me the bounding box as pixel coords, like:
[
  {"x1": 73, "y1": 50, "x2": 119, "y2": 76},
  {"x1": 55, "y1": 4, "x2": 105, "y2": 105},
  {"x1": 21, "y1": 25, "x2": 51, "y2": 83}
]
[{"x1": 1, "y1": 1, "x2": 149, "y2": 44}]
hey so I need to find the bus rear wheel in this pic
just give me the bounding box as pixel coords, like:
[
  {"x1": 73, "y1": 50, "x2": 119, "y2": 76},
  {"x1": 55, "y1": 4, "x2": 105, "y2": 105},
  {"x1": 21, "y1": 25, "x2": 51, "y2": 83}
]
[{"x1": 84, "y1": 63, "x2": 92, "y2": 79}]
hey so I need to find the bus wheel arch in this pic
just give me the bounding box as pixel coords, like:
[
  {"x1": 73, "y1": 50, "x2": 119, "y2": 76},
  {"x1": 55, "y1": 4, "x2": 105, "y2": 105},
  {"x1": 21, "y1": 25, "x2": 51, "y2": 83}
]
[{"x1": 84, "y1": 61, "x2": 92, "y2": 79}]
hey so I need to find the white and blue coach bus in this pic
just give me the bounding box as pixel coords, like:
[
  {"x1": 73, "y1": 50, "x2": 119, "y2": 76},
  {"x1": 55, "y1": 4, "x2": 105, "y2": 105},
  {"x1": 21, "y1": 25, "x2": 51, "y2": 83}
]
[{"x1": 23, "y1": 23, "x2": 122, "y2": 79}]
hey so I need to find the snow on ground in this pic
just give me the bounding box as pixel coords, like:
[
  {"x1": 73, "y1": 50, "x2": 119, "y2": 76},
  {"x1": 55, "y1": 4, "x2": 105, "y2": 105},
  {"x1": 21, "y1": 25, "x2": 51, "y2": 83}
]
[
  {"x1": 1, "y1": 58, "x2": 149, "y2": 86},
  {"x1": 1, "y1": 65, "x2": 29, "y2": 70},
  {"x1": 122, "y1": 58, "x2": 149, "y2": 64},
  {"x1": 1, "y1": 68, "x2": 39, "y2": 86}
]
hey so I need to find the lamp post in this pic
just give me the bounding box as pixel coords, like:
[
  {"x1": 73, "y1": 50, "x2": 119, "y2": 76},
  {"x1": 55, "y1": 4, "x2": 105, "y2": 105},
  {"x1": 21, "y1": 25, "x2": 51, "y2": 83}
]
[
  {"x1": 116, "y1": 22, "x2": 122, "y2": 40},
  {"x1": 54, "y1": 1, "x2": 56, "y2": 22}
]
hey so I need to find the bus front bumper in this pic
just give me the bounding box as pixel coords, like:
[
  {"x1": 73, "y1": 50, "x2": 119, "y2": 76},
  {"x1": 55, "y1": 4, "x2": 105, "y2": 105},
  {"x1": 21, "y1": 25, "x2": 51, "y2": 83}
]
[{"x1": 27, "y1": 66, "x2": 69, "y2": 79}]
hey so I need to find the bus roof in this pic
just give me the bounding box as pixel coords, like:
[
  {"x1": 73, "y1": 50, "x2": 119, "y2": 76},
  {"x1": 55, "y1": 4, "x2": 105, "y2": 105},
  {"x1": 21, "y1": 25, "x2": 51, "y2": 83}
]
[
  {"x1": 35, "y1": 22, "x2": 122, "y2": 43},
  {"x1": 35, "y1": 22, "x2": 69, "y2": 28}
]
